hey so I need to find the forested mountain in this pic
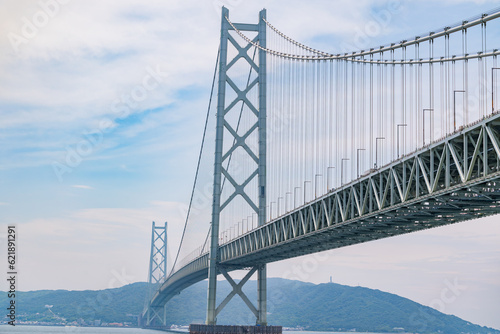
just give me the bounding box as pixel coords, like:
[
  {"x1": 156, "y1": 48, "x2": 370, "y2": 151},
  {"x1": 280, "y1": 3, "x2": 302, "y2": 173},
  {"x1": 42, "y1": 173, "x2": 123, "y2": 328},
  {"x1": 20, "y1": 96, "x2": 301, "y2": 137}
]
[{"x1": 2, "y1": 278, "x2": 498, "y2": 334}]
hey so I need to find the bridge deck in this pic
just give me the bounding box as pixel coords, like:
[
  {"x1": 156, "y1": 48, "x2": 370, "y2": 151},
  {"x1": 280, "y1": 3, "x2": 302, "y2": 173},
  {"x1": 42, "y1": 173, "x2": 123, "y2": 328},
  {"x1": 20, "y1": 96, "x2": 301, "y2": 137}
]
[{"x1": 150, "y1": 112, "x2": 500, "y2": 308}]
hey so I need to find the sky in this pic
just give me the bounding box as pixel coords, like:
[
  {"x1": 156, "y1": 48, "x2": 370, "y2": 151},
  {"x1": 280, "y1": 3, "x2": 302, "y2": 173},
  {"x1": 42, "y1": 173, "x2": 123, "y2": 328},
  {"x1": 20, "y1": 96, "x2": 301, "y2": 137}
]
[{"x1": 0, "y1": 0, "x2": 499, "y2": 330}]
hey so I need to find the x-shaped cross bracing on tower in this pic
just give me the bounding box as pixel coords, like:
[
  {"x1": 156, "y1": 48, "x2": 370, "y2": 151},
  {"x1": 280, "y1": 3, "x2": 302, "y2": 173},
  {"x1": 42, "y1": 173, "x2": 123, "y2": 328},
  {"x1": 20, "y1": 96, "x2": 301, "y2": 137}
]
[{"x1": 206, "y1": 7, "x2": 268, "y2": 325}]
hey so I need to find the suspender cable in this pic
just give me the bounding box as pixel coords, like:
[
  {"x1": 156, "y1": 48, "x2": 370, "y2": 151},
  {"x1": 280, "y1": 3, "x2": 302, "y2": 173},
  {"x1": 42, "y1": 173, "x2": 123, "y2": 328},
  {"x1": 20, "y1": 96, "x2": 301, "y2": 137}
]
[
  {"x1": 391, "y1": 48, "x2": 395, "y2": 160},
  {"x1": 402, "y1": 46, "x2": 406, "y2": 157},
  {"x1": 430, "y1": 38, "x2": 434, "y2": 143},
  {"x1": 370, "y1": 53, "x2": 374, "y2": 163},
  {"x1": 381, "y1": 52, "x2": 385, "y2": 163}
]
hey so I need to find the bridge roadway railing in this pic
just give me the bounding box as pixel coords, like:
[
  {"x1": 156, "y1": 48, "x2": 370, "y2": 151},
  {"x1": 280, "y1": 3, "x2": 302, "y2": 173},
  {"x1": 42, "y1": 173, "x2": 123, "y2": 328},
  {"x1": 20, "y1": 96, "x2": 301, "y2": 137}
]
[{"x1": 150, "y1": 112, "x2": 500, "y2": 308}]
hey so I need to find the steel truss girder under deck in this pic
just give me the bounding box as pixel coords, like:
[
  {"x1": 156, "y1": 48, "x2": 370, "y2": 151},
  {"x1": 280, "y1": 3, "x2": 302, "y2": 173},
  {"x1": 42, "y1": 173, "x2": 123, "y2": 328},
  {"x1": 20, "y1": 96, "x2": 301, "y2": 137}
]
[{"x1": 150, "y1": 113, "x2": 500, "y2": 311}]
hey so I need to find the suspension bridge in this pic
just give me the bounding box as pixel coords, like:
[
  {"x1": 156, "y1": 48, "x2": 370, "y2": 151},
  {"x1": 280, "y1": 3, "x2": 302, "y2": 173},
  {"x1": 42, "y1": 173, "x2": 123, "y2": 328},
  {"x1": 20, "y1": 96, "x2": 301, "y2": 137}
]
[{"x1": 141, "y1": 6, "x2": 500, "y2": 330}]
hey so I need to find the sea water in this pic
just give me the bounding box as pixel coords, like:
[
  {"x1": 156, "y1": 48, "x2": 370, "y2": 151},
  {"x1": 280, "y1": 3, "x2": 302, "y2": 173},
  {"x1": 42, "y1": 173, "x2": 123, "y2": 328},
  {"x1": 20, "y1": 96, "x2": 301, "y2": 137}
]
[
  {"x1": 0, "y1": 327, "x2": 402, "y2": 334},
  {"x1": 0, "y1": 326, "x2": 166, "y2": 334}
]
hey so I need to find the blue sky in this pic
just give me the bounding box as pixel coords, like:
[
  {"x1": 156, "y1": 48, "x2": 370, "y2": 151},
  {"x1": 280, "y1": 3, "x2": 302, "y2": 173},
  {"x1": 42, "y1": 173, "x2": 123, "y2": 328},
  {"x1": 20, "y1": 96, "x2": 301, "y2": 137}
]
[{"x1": 1, "y1": 0, "x2": 499, "y2": 330}]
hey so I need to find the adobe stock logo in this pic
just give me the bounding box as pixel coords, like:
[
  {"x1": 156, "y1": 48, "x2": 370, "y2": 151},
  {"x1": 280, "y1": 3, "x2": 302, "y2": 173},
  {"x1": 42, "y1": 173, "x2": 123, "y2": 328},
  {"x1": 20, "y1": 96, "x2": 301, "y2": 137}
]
[
  {"x1": 428, "y1": 277, "x2": 467, "y2": 312},
  {"x1": 7, "y1": 0, "x2": 73, "y2": 54},
  {"x1": 409, "y1": 277, "x2": 467, "y2": 332},
  {"x1": 52, "y1": 64, "x2": 168, "y2": 182}
]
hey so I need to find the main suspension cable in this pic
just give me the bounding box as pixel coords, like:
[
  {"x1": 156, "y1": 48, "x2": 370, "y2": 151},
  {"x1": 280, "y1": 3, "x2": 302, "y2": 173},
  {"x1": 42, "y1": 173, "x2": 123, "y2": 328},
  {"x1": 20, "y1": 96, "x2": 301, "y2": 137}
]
[
  {"x1": 170, "y1": 47, "x2": 220, "y2": 276},
  {"x1": 227, "y1": 10, "x2": 500, "y2": 61}
]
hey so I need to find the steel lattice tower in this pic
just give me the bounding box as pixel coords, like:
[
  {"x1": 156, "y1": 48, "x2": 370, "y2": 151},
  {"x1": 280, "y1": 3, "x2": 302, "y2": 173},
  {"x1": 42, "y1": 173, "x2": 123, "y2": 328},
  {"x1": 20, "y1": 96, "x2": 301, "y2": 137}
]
[
  {"x1": 206, "y1": 6, "x2": 268, "y2": 326},
  {"x1": 144, "y1": 221, "x2": 168, "y2": 327}
]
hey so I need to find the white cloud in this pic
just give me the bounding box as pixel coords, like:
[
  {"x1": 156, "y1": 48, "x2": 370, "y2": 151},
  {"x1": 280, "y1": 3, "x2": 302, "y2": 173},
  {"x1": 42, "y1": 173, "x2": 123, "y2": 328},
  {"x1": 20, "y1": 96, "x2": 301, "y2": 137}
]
[
  {"x1": 71, "y1": 184, "x2": 93, "y2": 190},
  {"x1": 17, "y1": 200, "x2": 185, "y2": 290}
]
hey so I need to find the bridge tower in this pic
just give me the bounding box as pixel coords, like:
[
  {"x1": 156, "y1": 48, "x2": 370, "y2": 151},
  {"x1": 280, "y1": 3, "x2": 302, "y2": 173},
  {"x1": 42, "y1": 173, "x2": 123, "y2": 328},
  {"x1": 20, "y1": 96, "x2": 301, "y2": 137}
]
[
  {"x1": 206, "y1": 7, "x2": 267, "y2": 325},
  {"x1": 143, "y1": 221, "x2": 168, "y2": 327}
]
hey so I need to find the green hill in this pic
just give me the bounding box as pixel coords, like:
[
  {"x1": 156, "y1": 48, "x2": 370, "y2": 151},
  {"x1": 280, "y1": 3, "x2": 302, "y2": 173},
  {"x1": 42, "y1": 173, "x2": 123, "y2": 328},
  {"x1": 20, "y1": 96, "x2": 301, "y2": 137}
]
[{"x1": 2, "y1": 278, "x2": 498, "y2": 334}]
